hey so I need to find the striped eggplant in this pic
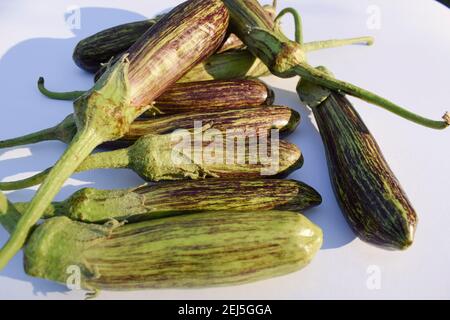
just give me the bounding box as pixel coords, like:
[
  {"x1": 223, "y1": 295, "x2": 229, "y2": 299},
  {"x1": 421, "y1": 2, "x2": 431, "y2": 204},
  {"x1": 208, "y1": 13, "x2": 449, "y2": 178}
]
[
  {"x1": 20, "y1": 210, "x2": 322, "y2": 291},
  {"x1": 13, "y1": 179, "x2": 322, "y2": 223},
  {"x1": 0, "y1": 193, "x2": 322, "y2": 292},
  {"x1": 94, "y1": 48, "x2": 270, "y2": 83},
  {"x1": 0, "y1": 132, "x2": 303, "y2": 191},
  {"x1": 297, "y1": 75, "x2": 417, "y2": 250},
  {"x1": 0, "y1": 0, "x2": 230, "y2": 269},
  {"x1": 36, "y1": 78, "x2": 275, "y2": 110},
  {"x1": 0, "y1": 105, "x2": 299, "y2": 150},
  {"x1": 72, "y1": 3, "x2": 277, "y2": 73}
]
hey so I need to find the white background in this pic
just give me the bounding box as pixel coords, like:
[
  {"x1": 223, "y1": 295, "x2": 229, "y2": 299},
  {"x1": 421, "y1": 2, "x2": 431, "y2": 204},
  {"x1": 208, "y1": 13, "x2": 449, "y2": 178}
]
[{"x1": 0, "y1": 0, "x2": 449, "y2": 300}]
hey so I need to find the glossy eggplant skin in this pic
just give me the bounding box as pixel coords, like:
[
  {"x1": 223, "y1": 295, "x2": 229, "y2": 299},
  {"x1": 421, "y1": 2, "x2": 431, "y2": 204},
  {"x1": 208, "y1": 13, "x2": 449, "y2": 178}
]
[
  {"x1": 150, "y1": 79, "x2": 274, "y2": 114},
  {"x1": 306, "y1": 90, "x2": 417, "y2": 250}
]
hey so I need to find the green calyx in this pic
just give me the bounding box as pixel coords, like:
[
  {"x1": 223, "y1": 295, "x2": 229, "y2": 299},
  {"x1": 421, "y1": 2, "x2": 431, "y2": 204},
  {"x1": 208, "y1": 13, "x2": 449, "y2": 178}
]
[
  {"x1": 74, "y1": 55, "x2": 137, "y2": 141},
  {"x1": 127, "y1": 132, "x2": 217, "y2": 181}
]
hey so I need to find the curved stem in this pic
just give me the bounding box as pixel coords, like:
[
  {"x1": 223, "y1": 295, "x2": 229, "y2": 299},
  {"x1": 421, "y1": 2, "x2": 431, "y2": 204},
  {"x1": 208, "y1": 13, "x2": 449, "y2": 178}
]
[
  {"x1": 304, "y1": 36, "x2": 374, "y2": 52},
  {"x1": 295, "y1": 64, "x2": 449, "y2": 129},
  {"x1": 0, "y1": 129, "x2": 103, "y2": 269},
  {"x1": 0, "y1": 126, "x2": 60, "y2": 150},
  {"x1": 0, "y1": 168, "x2": 52, "y2": 191},
  {"x1": 275, "y1": 7, "x2": 303, "y2": 45},
  {"x1": 38, "y1": 77, "x2": 86, "y2": 101},
  {"x1": 0, "y1": 148, "x2": 130, "y2": 191}
]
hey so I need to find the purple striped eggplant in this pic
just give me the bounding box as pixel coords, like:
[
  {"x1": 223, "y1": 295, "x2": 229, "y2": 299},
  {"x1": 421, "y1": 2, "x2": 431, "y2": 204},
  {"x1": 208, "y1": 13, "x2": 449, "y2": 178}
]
[
  {"x1": 12, "y1": 179, "x2": 322, "y2": 223},
  {"x1": 0, "y1": 105, "x2": 299, "y2": 151},
  {"x1": 36, "y1": 78, "x2": 275, "y2": 111}
]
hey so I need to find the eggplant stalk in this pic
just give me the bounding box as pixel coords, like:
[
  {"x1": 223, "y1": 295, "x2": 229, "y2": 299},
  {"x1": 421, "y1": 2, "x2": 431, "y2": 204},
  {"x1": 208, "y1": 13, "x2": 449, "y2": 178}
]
[{"x1": 222, "y1": 0, "x2": 449, "y2": 129}]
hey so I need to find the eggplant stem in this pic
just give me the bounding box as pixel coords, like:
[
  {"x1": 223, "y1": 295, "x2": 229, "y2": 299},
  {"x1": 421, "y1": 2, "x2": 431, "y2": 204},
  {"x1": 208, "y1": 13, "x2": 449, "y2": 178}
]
[
  {"x1": 0, "y1": 148, "x2": 130, "y2": 191},
  {"x1": 275, "y1": 7, "x2": 303, "y2": 45},
  {"x1": 295, "y1": 64, "x2": 449, "y2": 129},
  {"x1": 0, "y1": 127, "x2": 59, "y2": 150},
  {"x1": 304, "y1": 36, "x2": 374, "y2": 52},
  {"x1": 0, "y1": 129, "x2": 103, "y2": 269},
  {"x1": 38, "y1": 77, "x2": 86, "y2": 101},
  {"x1": 0, "y1": 168, "x2": 52, "y2": 191}
]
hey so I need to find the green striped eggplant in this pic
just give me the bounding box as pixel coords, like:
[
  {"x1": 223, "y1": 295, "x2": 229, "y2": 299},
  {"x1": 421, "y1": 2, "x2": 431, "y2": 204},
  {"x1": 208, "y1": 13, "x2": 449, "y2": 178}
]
[
  {"x1": 297, "y1": 74, "x2": 417, "y2": 250},
  {"x1": 94, "y1": 48, "x2": 270, "y2": 83},
  {"x1": 20, "y1": 210, "x2": 322, "y2": 291},
  {"x1": 0, "y1": 0, "x2": 230, "y2": 270},
  {"x1": 0, "y1": 132, "x2": 303, "y2": 191},
  {"x1": 0, "y1": 105, "x2": 299, "y2": 150},
  {"x1": 13, "y1": 179, "x2": 322, "y2": 223},
  {"x1": 0, "y1": 194, "x2": 322, "y2": 292},
  {"x1": 37, "y1": 78, "x2": 275, "y2": 110}
]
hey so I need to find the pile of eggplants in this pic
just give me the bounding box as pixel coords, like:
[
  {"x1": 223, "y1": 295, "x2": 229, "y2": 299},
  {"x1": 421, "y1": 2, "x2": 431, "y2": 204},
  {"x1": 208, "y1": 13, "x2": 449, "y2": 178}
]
[{"x1": 0, "y1": 0, "x2": 448, "y2": 296}]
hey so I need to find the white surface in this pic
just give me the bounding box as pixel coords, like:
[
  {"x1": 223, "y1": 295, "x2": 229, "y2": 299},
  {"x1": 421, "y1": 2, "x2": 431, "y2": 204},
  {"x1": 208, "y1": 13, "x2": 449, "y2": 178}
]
[{"x1": 0, "y1": 0, "x2": 449, "y2": 300}]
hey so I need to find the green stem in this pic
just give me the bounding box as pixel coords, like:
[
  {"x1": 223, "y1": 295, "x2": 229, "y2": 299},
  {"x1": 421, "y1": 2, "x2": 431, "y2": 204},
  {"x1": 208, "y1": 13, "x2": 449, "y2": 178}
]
[
  {"x1": 295, "y1": 64, "x2": 450, "y2": 129},
  {"x1": 0, "y1": 168, "x2": 52, "y2": 191},
  {"x1": 0, "y1": 193, "x2": 21, "y2": 235},
  {"x1": 0, "y1": 126, "x2": 60, "y2": 150},
  {"x1": 0, "y1": 148, "x2": 130, "y2": 191},
  {"x1": 275, "y1": 7, "x2": 303, "y2": 45},
  {"x1": 38, "y1": 77, "x2": 86, "y2": 101},
  {"x1": 0, "y1": 129, "x2": 103, "y2": 269},
  {"x1": 304, "y1": 36, "x2": 374, "y2": 52}
]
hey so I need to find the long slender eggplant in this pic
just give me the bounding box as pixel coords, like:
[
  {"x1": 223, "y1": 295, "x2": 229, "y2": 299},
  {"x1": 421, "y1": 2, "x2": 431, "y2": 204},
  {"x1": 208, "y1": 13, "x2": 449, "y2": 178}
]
[
  {"x1": 37, "y1": 78, "x2": 275, "y2": 110},
  {"x1": 0, "y1": 132, "x2": 303, "y2": 191},
  {"x1": 12, "y1": 179, "x2": 322, "y2": 223},
  {"x1": 73, "y1": 3, "x2": 278, "y2": 73},
  {"x1": 0, "y1": 105, "x2": 299, "y2": 150},
  {"x1": 0, "y1": 0, "x2": 230, "y2": 269},
  {"x1": 222, "y1": 0, "x2": 448, "y2": 249},
  {"x1": 298, "y1": 75, "x2": 417, "y2": 250}
]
